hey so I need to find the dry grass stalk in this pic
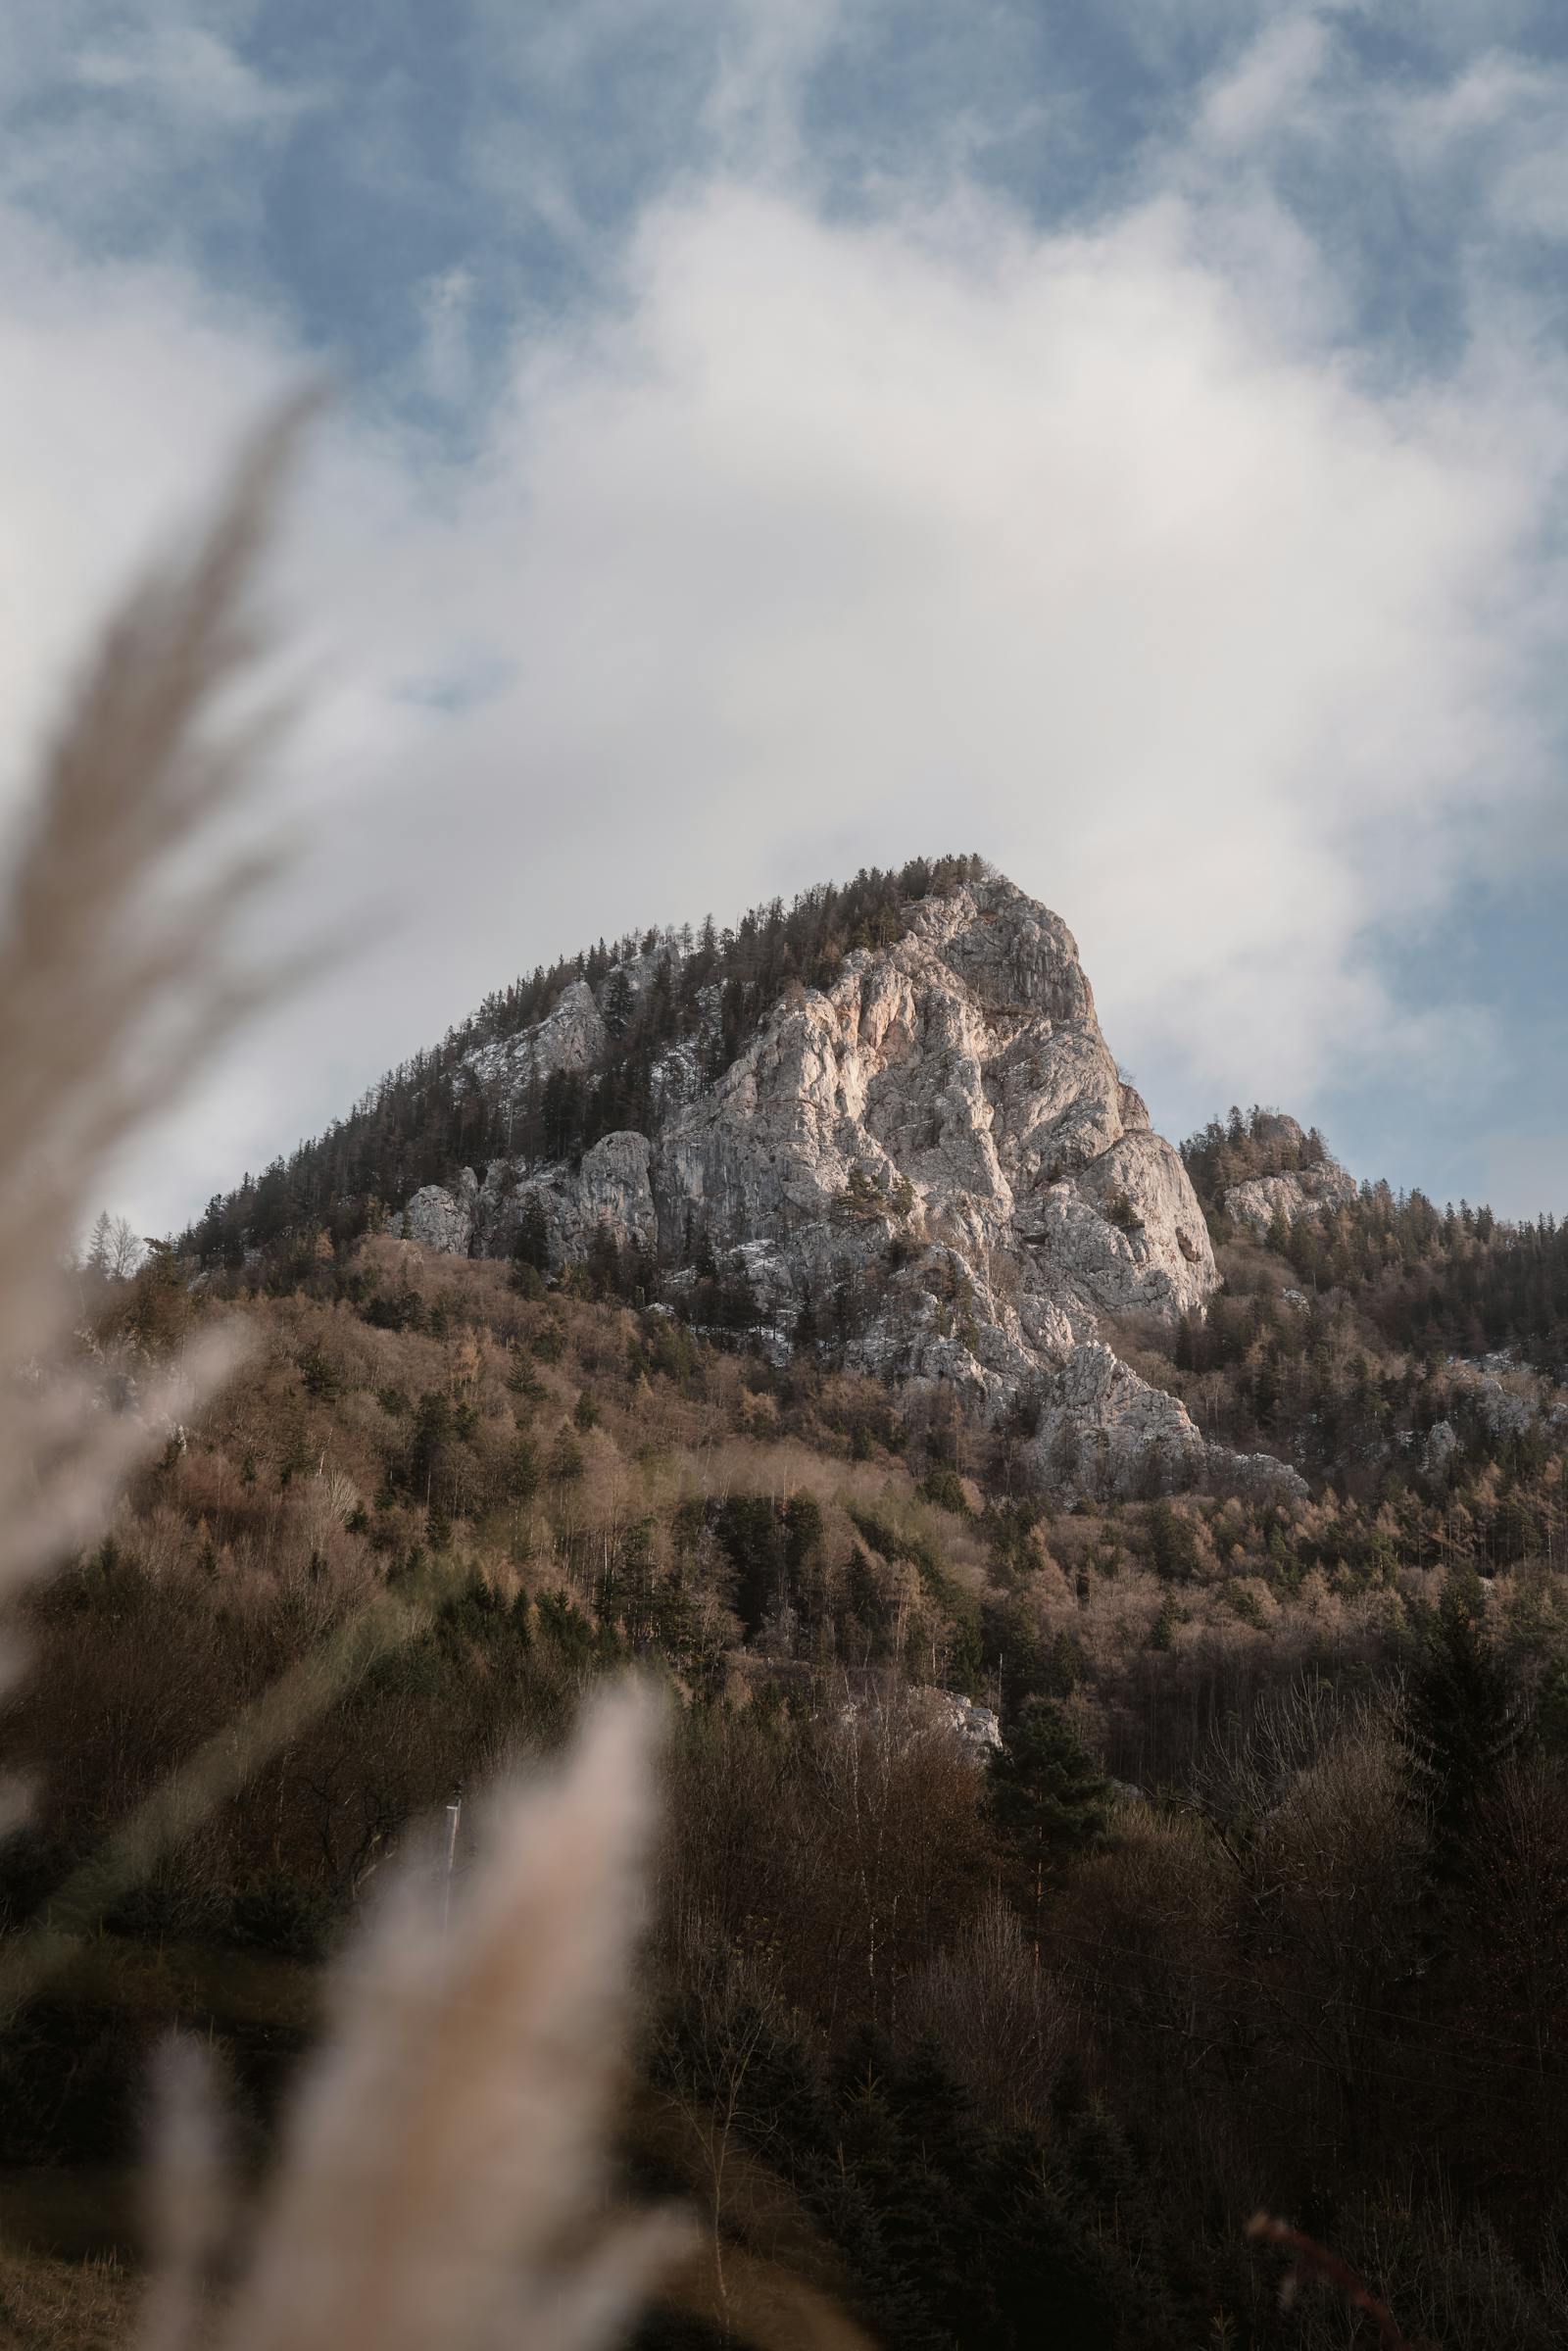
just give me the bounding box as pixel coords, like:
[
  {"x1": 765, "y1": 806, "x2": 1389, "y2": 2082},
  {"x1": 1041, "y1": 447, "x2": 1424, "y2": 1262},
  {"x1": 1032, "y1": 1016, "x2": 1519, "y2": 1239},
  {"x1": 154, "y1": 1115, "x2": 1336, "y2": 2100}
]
[
  {"x1": 0, "y1": 414, "x2": 697, "y2": 2351},
  {"x1": 0, "y1": 397, "x2": 432, "y2": 2025},
  {"x1": 0, "y1": 394, "x2": 316, "y2": 1612},
  {"x1": 213, "y1": 1680, "x2": 683, "y2": 2351},
  {"x1": 666, "y1": 2240, "x2": 873, "y2": 2351},
  {"x1": 136, "y1": 2037, "x2": 231, "y2": 2351},
  {"x1": 0, "y1": 2246, "x2": 134, "y2": 2351},
  {"x1": 643, "y1": 2089, "x2": 877, "y2": 2351}
]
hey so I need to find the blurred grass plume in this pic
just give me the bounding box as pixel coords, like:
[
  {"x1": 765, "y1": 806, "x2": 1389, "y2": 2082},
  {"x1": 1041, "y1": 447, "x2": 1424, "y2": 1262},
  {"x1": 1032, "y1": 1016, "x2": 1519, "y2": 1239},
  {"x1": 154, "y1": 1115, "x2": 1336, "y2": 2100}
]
[{"x1": 0, "y1": 404, "x2": 688, "y2": 2351}]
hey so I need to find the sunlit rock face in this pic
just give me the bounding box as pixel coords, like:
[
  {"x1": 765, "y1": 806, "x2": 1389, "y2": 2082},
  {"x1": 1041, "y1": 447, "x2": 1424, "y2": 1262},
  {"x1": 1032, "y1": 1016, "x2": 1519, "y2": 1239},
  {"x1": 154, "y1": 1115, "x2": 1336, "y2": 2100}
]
[
  {"x1": 394, "y1": 872, "x2": 1303, "y2": 1496},
  {"x1": 1223, "y1": 1114, "x2": 1360, "y2": 1235}
]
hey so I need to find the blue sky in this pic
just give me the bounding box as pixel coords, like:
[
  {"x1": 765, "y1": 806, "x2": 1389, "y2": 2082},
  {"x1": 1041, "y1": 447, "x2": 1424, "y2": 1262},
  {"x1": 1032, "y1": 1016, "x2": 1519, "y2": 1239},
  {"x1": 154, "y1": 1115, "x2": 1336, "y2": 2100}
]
[{"x1": 2, "y1": 0, "x2": 1565, "y2": 1227}]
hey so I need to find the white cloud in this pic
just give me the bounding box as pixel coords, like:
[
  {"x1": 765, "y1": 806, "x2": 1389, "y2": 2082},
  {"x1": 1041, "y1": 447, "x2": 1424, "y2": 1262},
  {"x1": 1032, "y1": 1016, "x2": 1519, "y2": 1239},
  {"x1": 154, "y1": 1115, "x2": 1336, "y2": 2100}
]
[
  {"x1": 0, "y1": 13, "x2": 1564, "y2": 1229},
  {"x1": 1385, "y1": 51, "x2": 1551, "y2": 159},
  {"x1": 350, "y1": 177, "x2": 1554, "y2": 1103},
  {"x1": 0, "y1": 214, "x2": 300, "y2": 793},
  {"x1": 1494, "y1": 143, "x2": 1568, "y2": 241},
  {"x1": 0, "y1": 2, "x2": 318, "y2": 254},
  {"x1": 74, "y1": 21, "x2": 316, "y2": 129},
  {"x1": 1196, "y1": 13, "x2": 1331, "y2": 151},
  {"x1": 702, "y1": 0, "x2": 848, "y2": 171}
]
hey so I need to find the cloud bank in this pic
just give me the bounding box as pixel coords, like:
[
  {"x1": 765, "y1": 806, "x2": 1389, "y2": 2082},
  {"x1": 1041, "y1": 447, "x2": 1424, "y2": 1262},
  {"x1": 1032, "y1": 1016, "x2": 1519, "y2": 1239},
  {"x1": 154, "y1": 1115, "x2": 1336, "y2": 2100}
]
[{"x1": 0, "y1": 2, "x2": 1563, "y2": 1224}]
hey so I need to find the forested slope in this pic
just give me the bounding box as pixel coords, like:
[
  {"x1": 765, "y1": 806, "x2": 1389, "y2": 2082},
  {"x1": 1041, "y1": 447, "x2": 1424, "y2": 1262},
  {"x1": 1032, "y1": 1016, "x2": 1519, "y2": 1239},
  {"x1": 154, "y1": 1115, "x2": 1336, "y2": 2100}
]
[
  {"x1": 182, "y1": 857, "x2": 985, "y2": 1259},
  {"x1": 7, "y1": 1198, "x2": 1568, "y2": 2347}
]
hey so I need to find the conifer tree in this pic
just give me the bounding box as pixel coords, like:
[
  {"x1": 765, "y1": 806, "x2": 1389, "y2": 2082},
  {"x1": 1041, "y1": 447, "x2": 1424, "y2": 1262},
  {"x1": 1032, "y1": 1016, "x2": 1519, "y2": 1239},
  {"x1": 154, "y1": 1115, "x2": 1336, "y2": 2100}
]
[
  {"x1": 990, "y1": 1698, "x2": 1112, "y2": 1865},
  {"x1": 601, "y1": 965, "x2": 635, "y2": 1041},
  {"x1": 989, "y1": 1699, "x2": 1111, "y2": 1944},
  {"x1": 1402, "y1": 1569, "x2": 1525, "y2": 1877},
  {"x1": 511, "y1": 1194, "x2": 551, "y2": 1275}
]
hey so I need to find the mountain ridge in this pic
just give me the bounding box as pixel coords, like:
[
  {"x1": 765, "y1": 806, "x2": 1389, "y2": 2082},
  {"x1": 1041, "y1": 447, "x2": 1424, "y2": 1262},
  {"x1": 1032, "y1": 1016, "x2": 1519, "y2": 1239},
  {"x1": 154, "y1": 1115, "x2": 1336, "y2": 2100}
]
[
  {"x1": 184, "y1": 859, "x2": 1568, "y2": 1498},
  {"x1": 194, "y1": 864, "x2": 1317, "y2": 1501}
]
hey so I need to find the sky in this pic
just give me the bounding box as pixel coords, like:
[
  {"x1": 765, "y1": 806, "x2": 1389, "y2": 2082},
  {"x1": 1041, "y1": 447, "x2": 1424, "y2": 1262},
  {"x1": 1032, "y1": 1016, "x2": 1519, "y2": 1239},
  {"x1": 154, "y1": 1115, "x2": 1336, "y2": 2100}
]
[{"x1": 2, "y1": 0, "x2": 1565, "y2": 1231}]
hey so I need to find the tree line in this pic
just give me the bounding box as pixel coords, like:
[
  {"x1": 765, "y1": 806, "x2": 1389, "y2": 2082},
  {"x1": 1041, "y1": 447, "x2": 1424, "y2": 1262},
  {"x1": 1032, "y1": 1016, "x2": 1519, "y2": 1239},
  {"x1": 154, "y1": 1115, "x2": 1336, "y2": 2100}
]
[{"x1": 180, "y1": 857, "x2": 985, "y2": 1265}]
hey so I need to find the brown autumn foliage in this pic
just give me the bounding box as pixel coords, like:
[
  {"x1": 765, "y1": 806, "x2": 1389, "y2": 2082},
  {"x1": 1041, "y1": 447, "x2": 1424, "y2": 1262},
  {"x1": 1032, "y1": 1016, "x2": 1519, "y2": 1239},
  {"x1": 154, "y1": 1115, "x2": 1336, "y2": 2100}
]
[{"x1": 7, "y1": 1215, "x2": 1568, "y2": 2347}]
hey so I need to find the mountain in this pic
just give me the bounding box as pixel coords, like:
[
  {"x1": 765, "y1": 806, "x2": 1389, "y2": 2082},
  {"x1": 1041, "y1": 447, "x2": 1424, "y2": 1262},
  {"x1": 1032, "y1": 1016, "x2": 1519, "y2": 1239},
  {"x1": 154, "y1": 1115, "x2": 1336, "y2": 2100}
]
[
  {"x1": 49, "y1": 1097, "x2": 1568, "y2": 2348},
  {"x1": 38, "y1": 875, "x2": 1568, "y2": 2351},
  {"x1": 187, "y1": 857, "x2": 1568, "y2": 1507},
  {"x1": 200, "y1": 865, "x2": 1315, "y2": 1501}
]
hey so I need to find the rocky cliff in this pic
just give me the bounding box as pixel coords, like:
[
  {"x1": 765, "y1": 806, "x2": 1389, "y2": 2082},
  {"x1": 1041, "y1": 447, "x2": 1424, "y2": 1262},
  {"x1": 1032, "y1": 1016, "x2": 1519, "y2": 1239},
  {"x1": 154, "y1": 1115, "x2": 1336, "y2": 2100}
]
[
  {"x1": 390, "y1": 874, "x2": 1302, "y2": 1499},
  {"x1": 1221, "y1": 1112, "x2": 1359, "y2": 1235}
]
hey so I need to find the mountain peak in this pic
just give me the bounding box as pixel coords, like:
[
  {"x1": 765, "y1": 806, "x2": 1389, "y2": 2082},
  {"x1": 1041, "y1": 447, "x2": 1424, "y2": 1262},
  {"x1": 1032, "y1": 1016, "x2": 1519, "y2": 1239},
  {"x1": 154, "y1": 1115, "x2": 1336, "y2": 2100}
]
[{"x1": 354, "y1": 863, "x2": 1300, "y2": 1501}]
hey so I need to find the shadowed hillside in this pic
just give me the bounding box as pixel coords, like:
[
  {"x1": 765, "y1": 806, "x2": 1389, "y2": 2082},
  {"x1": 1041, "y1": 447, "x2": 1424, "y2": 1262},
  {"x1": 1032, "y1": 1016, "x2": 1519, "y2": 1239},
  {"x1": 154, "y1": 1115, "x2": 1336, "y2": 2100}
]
[{"x1": 9, "y1": 1200, "x2": 1568, "y2": 2346}]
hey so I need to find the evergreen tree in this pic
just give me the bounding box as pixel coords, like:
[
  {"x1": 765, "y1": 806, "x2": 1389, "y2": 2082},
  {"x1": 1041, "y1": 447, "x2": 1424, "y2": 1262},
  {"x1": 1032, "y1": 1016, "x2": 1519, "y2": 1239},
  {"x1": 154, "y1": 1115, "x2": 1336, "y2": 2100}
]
[
  {"x1": 601, "y1": 965, "x2": 635, "y2": 1041},
  {"x1": 1402, "y1": 1569, "x2": 1525, "y2": 1875},
  {"x1": 511, "y1": 1194, "x2": 551, "y2": 1275},
  {"x1": 1146, "y1": 1498, "x2": 1200, "y2": 1582},
  {"x1": 989, "y1": 1698, "x2": 1112, "y2": 1868},
  {"x1": 989, "y1": 1700, "x2": 1111, "y2": 1949}
]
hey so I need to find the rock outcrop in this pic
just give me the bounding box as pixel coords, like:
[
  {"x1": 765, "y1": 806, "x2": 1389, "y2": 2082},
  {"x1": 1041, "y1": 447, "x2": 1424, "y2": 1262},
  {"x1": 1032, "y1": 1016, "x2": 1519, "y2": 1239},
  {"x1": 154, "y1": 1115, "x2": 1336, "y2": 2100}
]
[
  {"x1": 401, "y1": 1171, "x2": 479, "y2": 1255},
  {"x1": 839, "y1": 1686, "x2": 1004, "y2": 1757},
  {"x1": 912, "y1": 1689, "x2": 1003, "y2": 1754},
  {"x1": 1223, "y1": 1116, "x2": 1359, "y2": 1235},
  {"x1": 1034, "y1": 1341, "x2": 1303, "y2": 1500},
  {"x1": 475, "y1": 1132, "x2": 659, "y2": 1266},
  {"x1": 392, "y1": 873, "x2": 1301, "y2": 1498},
  {"x1": 463, "y1": 978, "x2": 607, "y2": 1101}
]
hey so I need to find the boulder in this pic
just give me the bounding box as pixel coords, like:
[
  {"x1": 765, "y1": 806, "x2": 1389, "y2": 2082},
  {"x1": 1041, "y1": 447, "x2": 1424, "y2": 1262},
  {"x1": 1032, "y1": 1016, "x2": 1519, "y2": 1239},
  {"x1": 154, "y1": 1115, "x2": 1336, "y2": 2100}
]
[{"x1": 394, "y1": 1169, "x2": 478, "y2": 1254}]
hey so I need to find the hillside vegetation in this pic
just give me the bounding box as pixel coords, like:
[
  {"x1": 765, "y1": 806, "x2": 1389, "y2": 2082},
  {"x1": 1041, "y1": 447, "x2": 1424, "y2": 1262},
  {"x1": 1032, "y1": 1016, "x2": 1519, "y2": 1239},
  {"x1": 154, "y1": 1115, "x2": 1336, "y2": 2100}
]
[
  {"x1": 1184, "y1": 1103, "x2": 1568, "y2": 1371},
  {"x1": 8, "y1": 1168, "x2": 1568, "y2": 2347}
]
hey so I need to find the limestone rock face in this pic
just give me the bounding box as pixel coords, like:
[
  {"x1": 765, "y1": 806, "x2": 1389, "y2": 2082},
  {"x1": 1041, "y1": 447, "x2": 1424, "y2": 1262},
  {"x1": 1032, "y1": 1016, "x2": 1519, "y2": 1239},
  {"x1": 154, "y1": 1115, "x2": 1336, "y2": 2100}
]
[
  {"x1": 644, "y1": 880, "x2": 1215, "y2": 1358},
  {"x1": 394, "y1": 872, "x2": 1298, "y2": 1495},
  {"x1": 1029, "y1": 1342, "x2": 1306, "y2": 1501},
  {"x1": 621, "y1": 881, "x2": 1222, "y2": 1480},
  {"x1": 912, "y1": 1689, "x2": 1003, "y2": 1754},
  {"x1": 1223, "y1": 1119, "x2": 1359, "y2": 1235},
  {"x1": 1423, "y1": 1420, "x2": 1458, "y2": 1474},
  {"x1": 1035, "y1": 1342, "x2": 1208, "y2": 1496},
  {"x1": 1447, "y1": 1356, "x2": 1562, "y2": 1444},
  {"x1": 396, "y1": 1170, "x2": 478, "y2": 1254},
  {"x1": 479, "y1": 1132, "x2": 658, "y2": 1265},
  {"x1": 463, "y1": 978, "x2": 607, "y2": 1104},
  {"x1": 839, "y1": 1685, "x2": 1003, "y2": 1757}
]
